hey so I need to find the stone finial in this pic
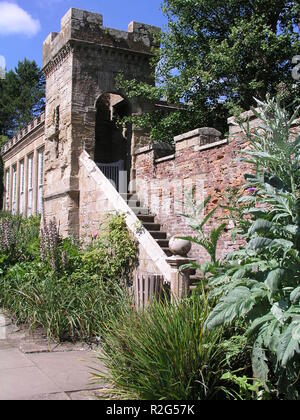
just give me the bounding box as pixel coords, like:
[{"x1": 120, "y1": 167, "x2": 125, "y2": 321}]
[{"x1": 169, "y1": 236, "x2": 192, "y2": 257}]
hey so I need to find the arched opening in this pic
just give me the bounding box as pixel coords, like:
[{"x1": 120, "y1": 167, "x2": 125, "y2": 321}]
[{"x1": 94, "y1": 93, "x2": 131, "y2": 191}]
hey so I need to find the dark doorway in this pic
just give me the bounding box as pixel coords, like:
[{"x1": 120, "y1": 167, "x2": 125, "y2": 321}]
[{"x1": 94, "y1": 93, "x2": 131, "y2": 191}]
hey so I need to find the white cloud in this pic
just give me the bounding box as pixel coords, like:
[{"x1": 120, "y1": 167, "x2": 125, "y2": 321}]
[{"x1": 0, "y1": 2, "x2": 41, "y2": 37}]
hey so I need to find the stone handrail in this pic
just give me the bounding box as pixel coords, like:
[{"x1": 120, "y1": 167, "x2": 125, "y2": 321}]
[{"x1": 79, "y1": 150, "x2": 172, "y2": 283}]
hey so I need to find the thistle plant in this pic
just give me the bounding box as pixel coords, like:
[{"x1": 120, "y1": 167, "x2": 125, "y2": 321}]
[{"x1": 205, "y1": 98, "x2": 300, "y2": 399}]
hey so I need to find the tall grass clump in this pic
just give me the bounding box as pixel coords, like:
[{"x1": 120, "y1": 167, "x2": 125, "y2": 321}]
[{"x1": 96, "y1": 291, "x2": 250, "y2": 400}]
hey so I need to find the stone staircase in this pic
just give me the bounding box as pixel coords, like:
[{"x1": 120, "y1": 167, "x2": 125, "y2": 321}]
[
  {"x1": 120, "y1": 193, "x2": 172, "y2": 257},
  {"x1": 120, "y1": 192, "x2": 203, "y2": 288}
]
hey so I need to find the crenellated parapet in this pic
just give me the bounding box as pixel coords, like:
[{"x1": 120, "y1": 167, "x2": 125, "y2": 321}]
[
  {"x1": 42, "y1": 8, "x2": 161, "y2": 76},
  {"x1": 1, "y1": 113, "x2": 45, "y2": 156}
]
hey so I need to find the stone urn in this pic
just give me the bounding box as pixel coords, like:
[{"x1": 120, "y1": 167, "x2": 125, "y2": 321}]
[{"x1": 169, "y1": 235, "x2": 192, "y2": 257}]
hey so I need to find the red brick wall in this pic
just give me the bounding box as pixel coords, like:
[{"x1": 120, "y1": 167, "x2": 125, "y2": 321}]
[
  {"x1": 136, "y1": 138, "x2": 247, "y2": 260},
  {"x1": 134, "y1": 117, "x2": 259, "y2": 262},
  {"x1": 135, "y1": 115, "x2": 300, "y2": 262}
]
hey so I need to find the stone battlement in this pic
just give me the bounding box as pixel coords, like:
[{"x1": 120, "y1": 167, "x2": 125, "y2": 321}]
[
  {"x1": 43, "y1": 8, "x2": 160, "y2": 70},
  {"x1": 1, "y1": 113, "x2": 45, "y2": 156}
]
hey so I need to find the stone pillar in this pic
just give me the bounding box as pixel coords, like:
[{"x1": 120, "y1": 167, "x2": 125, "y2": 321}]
[
  {"x1": 166, "y1": 236, "x2": 194, "y2": 303},
  {"x1": 166, "y1": 256, "x2": 194, "y2": 303},
  {"x1": 32, "y1": 148, "x2": 38, "y2": 215}
]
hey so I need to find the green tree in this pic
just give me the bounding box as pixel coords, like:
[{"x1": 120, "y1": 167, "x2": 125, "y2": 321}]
[
  {"x1": 0, "y1": 59, "x2": 45, "y2": 137},
  {"x1": 0, "y1": 59, "x2": 44, "y2": 206},
  {"x1": 118, "y1": 0, "x2": 300, "y2": 142}
]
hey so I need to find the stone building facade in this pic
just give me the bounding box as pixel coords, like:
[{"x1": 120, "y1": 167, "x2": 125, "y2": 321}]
[{"x1": 2, "y1": 8, "x2": 299, "y2": 285}]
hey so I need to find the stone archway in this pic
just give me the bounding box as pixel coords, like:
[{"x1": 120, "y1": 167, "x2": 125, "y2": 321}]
[{"x1": 94, "y1": 93, "x2": 132, "y2": 191}]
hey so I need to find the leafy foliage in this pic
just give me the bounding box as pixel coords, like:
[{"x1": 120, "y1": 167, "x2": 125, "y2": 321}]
[
  {"x1": 0, "y1": 213, "x2": 40, "y2": 270},
  {"x1": 204, "y1": 98, "x2": 300, "y2": 399},
  {"x1": 95, "y1": 291, "x2": 251, "y2": 400},
  {"x1": 117, "y1": 0, "x2": 300, "y2": 142},
  {"x1": 0, "y1": 214, "x2": 138, "y2": 341},
  {"x1": 82, "y1": 215, "x2": 138, "y2": 287},
  {"x1": 0, "y1": 59, "x2": 45, "y2": 137}
]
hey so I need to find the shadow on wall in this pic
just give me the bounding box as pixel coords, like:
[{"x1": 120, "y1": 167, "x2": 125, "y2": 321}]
[{"x1": 94, "y1": 92, "x2": 132, "y2": 172}]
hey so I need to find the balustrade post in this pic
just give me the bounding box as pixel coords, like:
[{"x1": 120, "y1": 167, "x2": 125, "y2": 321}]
[{"x1": 166, "y1": 236, "x2": 195, "y2": 303}]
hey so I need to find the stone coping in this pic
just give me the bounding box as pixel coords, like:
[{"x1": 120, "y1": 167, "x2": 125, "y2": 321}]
[
  {"x1": 134, "y1": 142, "x2": 174, "y2": 156},
  {"x1": 174, "y1": 127, "x2": 221, "y2": 143},
  {"x1": 155, "y1": 154, "x2": 175, "y2": 164},
  {"x1": 1, "y1": 113, "x2": 45, "y2": 156}
]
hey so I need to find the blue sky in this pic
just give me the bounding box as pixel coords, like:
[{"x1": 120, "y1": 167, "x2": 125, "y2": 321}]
[{"x1": 0, "y1": 0, "x2": 167, "y2": 71}]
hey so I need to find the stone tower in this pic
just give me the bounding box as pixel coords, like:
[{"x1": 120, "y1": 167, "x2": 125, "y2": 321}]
[{"x1": 42, "y1": 8, "x2": 160, "y2": 236}]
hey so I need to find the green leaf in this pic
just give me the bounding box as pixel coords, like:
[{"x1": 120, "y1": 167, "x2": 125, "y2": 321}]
[
  {"x1": 248, "y1": 313, "x2": 275, "y2": 337},
  {"x1": 271, "y1": 239, "x2": 294, "y2": 250},
  {"x1": 252, "y1": 337, "x2": 269, "y2": 385},
  {"x1": 247, "y1": 237, "x2": 273, "y2": 251},
  {"x1": 205, "y1": 286, "x2": 256, "y2": 329},
  {"x1": 271, "y1": 302, "x2": 286, "y2": 324},
  {"x1": 249, "y1": 219, "x2": 274, "y2": 235},
  {"x1": 284, "y1": 225, "x2": 298, "y2": 235},
  {"x1": 277, "y1": 321, "x2": 300, "y2": 367},
  {"x1": 290, "y1": 287, "x2": 300, "y2": 305},
  {"x1": 265, "y1": 269, "x2": 285, "y2": 293}
]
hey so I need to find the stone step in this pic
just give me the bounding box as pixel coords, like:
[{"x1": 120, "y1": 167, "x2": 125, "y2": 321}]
[
  {"x1": 161, "y1": 248, "x2": 173, "y2": 257},
  {"x1": 120, "y1": 193, "x2": 143, "y2": 207},
  {"x1": 149, "y1": 231, "x2": 167, "y2": 240},
  {"x1": 137, "y1": 214, "x2": 155, "y2": 223},
  {"x1": 120, "y1": 192, "x2": 137, "y2": 198},
  {"x1": 156, "y1": 239, "x2": 170, "y2": 248},
  {"x1": 127, "y1": 198, "x2": 142, "y2": 205},
  {"x1": 130, "y1": 207, "x2": 150, "y2": 215},
  {"x1": 142, "y1": 222, "x2": 161, "y2": 231}
]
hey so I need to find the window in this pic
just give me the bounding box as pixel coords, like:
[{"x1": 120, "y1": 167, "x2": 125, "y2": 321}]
[
  {"x1": 37, "y1": 149, "x2": 44, "y2": 214},
  {"x1": 5, "y1": 170, "x2": 10, "y2": 211},
  {"x1": 19, "y1": 160, "x2": 25, "y2": 215},
  {"x1": 12, "y1": 166, "x2": 17, "y2": 215},
  {"x1": 27, "y1": 154, "x2": 33, "y2": 217}
]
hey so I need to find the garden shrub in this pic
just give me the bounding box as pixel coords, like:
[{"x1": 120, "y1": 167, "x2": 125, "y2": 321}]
[
  {"x1": 0, "y1": 213, "x2": 40, "y2": 270},
  {"x1": 81, "y1": 215, "x2": 138, "y2": 286},
  {"x1": 0, "y1": 213, "x2": 137, "y2": 341}
]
